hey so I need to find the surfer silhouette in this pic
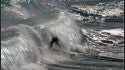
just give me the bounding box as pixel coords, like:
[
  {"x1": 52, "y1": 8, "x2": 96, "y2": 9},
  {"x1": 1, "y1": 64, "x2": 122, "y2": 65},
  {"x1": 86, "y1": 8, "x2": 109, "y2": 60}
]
[{"x1": 49, "y1": 36, "x2": 60, "y2": 49}]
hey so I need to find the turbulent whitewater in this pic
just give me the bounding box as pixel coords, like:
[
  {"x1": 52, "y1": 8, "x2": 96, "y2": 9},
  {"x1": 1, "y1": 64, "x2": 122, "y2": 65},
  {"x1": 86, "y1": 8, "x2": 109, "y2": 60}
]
[{"x1": 1, "y1": 0, "x2": 124, "y2": 70}]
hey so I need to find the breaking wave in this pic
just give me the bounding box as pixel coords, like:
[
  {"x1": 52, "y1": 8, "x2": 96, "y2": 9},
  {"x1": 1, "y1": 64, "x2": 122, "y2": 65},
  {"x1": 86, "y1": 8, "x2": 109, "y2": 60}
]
[{"x1": 1, "y1": 0, "x2": 124, "y2": 70}]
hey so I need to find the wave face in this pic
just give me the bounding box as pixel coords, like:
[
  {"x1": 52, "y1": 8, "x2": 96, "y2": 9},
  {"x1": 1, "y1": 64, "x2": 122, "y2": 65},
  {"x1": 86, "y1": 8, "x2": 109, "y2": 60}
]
[{"x1": 1, "y1": 0, "x2": 124, "y2": 70}]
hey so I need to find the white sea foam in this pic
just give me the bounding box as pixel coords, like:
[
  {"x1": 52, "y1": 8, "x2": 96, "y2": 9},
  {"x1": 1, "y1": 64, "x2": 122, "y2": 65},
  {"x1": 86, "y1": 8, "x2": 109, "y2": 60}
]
[{"x1": 100, "y1": 28, "x2": 124, "y2": 37}]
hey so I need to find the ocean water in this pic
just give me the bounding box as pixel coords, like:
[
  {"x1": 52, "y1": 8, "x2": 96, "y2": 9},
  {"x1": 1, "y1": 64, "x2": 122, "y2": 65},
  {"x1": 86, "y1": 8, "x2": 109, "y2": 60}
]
[{"x1": 1, "y1": 0, "x2": 124, "y2": 70}]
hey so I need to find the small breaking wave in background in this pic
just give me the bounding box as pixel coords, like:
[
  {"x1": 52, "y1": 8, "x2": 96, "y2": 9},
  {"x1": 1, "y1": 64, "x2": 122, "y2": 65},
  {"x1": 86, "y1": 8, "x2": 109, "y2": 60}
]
[{"x1": 1, "y1": 0, "x2": 124, "y2": 70}]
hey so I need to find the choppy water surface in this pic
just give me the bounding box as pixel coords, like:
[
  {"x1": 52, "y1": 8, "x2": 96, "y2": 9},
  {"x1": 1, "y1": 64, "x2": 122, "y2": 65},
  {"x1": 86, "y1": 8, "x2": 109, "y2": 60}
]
[{"x1": 1, "y1": 0, "x2": 124, "y2": 70}]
